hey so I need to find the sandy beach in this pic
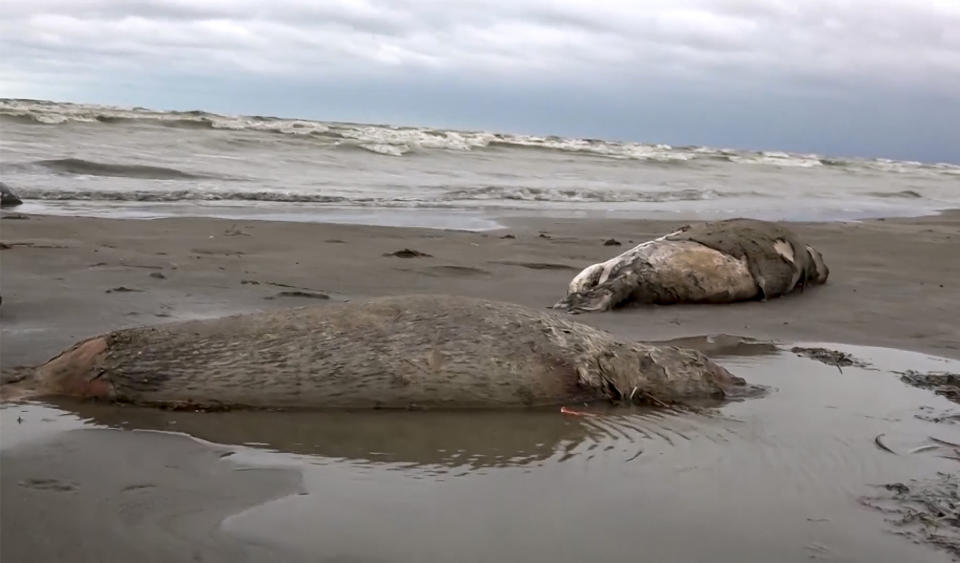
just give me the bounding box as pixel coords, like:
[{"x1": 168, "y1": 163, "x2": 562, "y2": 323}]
[
  {"x1": 2, "y1": 210, "x2": 959, "y2": 562},
  {"x1": 2, "y1": 210, "x2": 958, "y2": 366}
]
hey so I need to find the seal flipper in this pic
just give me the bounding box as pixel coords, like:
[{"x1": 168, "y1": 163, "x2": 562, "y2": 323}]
[
  {"x1": 755, "y1": 275, "x2": 768, "y2": 301},
  {"x1": 556, "y1": 269, "x2": 648, "y2": 312},
  {"x1": 805, "y1": 245, "x2": 829, "y2": 284}
]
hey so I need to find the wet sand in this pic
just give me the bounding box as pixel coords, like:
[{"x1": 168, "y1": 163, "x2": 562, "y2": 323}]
[
  {"x1": 2, "y1": 210, "x2": 960, "y2": 562},
  {"x1": 0, "y1": 427, "x2": 304, "y2": 563},
  {"x1": 2, "y1": 342, "x2": 958, "y2": 562}
]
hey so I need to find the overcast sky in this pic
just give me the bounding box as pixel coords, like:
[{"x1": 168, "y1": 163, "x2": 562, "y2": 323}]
[{"x1": 2, "y1": 0, "x2": 959, "y2": 162}]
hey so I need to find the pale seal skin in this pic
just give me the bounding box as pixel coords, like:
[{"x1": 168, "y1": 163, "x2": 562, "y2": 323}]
[
  {"x1": 0, "y1": 295, "x2": 753, "y2": 409},
  {"x1": 556, "y1": 218, "x2": 830, "y2": 312}
]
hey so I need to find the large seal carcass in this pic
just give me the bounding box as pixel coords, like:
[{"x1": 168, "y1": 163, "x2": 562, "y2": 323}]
[
  {"x1": 0, "y1": 295, "x2": 754, "y2": 409},
  {"x1": 555, "y1": 218, "x2": 829, "y2": 312}
]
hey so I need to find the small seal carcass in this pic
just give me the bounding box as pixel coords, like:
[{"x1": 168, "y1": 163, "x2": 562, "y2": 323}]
[
  {"x1": 0, "y1": 295, "x2": 753, "y2": 409},
  {"x1": 556, "y1": 218, "x2": 829, "y2": 312}
]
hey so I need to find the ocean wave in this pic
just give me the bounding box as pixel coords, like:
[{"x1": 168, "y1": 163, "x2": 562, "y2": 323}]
[
  {"x1": 729, "y1": 154, "x2": 823, "y2": 168},
  {"x1": 440, "y1": 186, "x2": 759, "y2": 203},
  {"x1": 158, "y1": 118, "x2": 218, "y2": 129},
  {"x1": 13, "y1": 186, "x2": 762, "y2": 205},
  {"x1": 485, "y1": 138, "x2": 696, "y2": 162},
  {"x1": 30, "y1": 159, "x2": 212, "y2": 180},
  {"x1": 352, "y1": 143, "x2": 415, "y2": 157},
  {"x1": 14, "y1": 188, "x2": 349, "y2": 203},
  {"x1": 2, "y1": 99, "x2": 957, "y2": 174},
  {"x1": 931, "y1": 162, "x2": 960, "y2": 173},
  {"x1": 868, "y1": 189, "x2": 924, "y2": 199}
]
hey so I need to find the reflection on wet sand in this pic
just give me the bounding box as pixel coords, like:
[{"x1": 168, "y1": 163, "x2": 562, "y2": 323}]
[
  {"x1": 5, "y1": 341, "x2": 959, "y2": 562},
  {"x1": 56, "y1": 399, "x2": 724, "y2": 469},
  {"x1": 60, "y1": 402, "x2": 593, "y2": 467},
  {"x1": 652, "y1": 334, "x2": 781, "y2": 358}
]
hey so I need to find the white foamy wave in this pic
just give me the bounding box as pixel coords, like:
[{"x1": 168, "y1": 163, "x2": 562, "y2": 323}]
[
  {"x1": 14, "y1": 185, "x2": 751, "y2": 205},
  {"x1": 356, "y1": 143, "x2": 413, "y2": 157},
  {"x1": 931, "y1": 162, "x2": 960, "y2": 175},
  {"x1": 730, "y1": 154, "x2": 823, "y2": 168},
  {"x1": 486, "y1": 135, "x2": 699, "y2": 162},
  {"x1": 331, "y1": 125, "x2": 497, "y2": 155},
  {"x1": 439, "y1": 186, "x2": 734, "y2": 203},
  {"x1": 211, "y1": 117, "x2": 331, "y2": 136}
]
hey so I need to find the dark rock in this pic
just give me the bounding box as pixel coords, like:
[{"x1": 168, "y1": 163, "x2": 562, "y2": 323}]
[
  {"x1": 0, "y1": 182, "x2": 23, "y2": 207},
  {"x1": 149, "y1": 272, "x2": 166, "y2": 279},
  {"x1": 500, "y1": 234, "x2": 516, "y2": 239},
  {"x1": 603, "y1": 238, "x2": 622, "y2": 246}
]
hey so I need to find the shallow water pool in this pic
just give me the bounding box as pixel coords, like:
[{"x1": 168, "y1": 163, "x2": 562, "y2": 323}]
[{"x1": 2, "y1": 340, "x2": 957, "y2": 562}]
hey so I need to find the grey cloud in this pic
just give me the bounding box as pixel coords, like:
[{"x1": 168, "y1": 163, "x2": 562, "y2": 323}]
[
  {"x1": 4, "y1": 0, "x2": 958, "y2": 82},
  {"x1": 0, "y1": 0, "x2": 958, "y2": 161}
]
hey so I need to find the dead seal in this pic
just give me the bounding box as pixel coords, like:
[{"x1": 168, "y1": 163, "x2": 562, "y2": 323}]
[
  {"x1": 0, "y1": 295, "x2": 753, "y2": 409},
  {"x1": 555, "y1": 218, "x2": 829, "y2": 312}
]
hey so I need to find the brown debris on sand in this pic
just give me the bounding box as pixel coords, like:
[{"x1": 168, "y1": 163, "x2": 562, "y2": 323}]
[
  {"x1": 492, "y1": 260, "x2": 578, "y2": 271},
  {"x1": 916, "y1": 407, "x2": 960, "y2": 424},
  {"x1": 874, "y1": 433, "x2": 897, "y2": 454},
  {"x1": 790, "y1": 347, "x2": 868, "y2": 370},
  {"x1": 860, "y1": 472, "x2": 960, "y2": 559},
  {"x1": 899, "y1": 371, "x2": 960, "y2": 404},
  {"x1": 384, "y1": 249, "x2": 432, "y2": 258},
  {"x1": 265, "y1": 290, "x2": 330, "y2": 300},
  {"x1": 105, "y1": 287, "x2": 143, "y2": 293},
  {"x1": 222, "y1": 224, "x2": 251, "y2": 237}
]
